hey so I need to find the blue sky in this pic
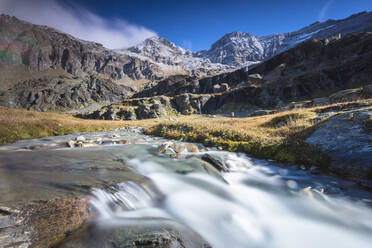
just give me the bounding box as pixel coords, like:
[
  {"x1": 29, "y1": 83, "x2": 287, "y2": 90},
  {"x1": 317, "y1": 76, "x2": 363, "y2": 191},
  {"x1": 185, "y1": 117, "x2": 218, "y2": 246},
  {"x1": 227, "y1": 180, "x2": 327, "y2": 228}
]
[
  {"x1": 1, "y1": 0, "x2": 372, "y2": 51},
  {"x1": 65, "y1": 0, "x2": 372, "y2": 51}
]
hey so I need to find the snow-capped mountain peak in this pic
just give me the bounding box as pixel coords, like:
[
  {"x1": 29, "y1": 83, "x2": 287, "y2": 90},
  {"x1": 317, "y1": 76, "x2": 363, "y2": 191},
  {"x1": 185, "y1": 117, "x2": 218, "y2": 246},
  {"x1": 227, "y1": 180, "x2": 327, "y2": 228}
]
[
  {"x1": 116, "y1": 36, "x2": 235, "y2": 77},
  {"x1": 116, "y1": 11, "x2": 372, "y2": 75},
  {"x1": 195, "y1": 11, "x2": 372, "y2": 67}
]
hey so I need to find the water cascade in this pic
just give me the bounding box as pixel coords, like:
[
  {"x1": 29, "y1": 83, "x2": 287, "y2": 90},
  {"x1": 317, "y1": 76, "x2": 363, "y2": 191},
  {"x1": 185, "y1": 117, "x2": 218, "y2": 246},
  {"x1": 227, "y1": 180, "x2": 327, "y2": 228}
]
[{"x1": 91, "y1": 151, "x2": 372, "y2": 248}]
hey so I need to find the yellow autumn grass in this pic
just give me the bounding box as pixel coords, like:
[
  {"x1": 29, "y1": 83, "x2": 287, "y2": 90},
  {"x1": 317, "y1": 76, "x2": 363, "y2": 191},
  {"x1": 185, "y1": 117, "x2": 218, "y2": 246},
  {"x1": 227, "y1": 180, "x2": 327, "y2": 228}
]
[
  {"x1": 0, "y1": 106, "x2": 165, "y2": 143},
  {"x1": 1, "y1": 100, "x2": 371, "y2": 168}
]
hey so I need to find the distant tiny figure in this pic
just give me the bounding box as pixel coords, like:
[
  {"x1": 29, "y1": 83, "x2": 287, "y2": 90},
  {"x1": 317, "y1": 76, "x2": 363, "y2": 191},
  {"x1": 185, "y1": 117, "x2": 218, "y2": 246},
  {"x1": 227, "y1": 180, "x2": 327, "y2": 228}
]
[{"x1": 231, "y1": 112, "x2": 235, "y2": 119}]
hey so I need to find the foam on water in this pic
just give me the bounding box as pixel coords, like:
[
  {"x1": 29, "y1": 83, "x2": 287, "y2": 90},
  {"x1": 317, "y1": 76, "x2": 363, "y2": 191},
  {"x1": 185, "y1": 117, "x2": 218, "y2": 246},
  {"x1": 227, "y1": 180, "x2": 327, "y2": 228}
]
[{"x1": 90, "y1": 152, "x2": 372, "y2": 248}]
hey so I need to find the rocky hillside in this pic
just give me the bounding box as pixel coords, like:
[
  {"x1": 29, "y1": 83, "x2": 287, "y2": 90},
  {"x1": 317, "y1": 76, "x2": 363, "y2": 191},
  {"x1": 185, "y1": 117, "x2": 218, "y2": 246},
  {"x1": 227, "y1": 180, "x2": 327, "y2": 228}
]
[
  {"x1": 0, "y1": 14, "x2": 169, "y2": 84},
  {"x1": 91, "y1": 31, "x2": 372, "y2": 120},
  {"x1": 0, "y1": 14, "x2": 234, "y2": 87},
  {"x1": 195, "y1": 11, "x2": 372, "y2": 66},
  {"x1": 0, "y1": 74, "x2": 132, "y2": 111}
]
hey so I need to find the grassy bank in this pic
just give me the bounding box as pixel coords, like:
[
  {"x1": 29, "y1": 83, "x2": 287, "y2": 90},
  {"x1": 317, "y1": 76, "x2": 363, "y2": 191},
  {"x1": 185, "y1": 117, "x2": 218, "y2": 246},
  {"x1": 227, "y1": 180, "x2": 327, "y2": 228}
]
[
  {"x1": 0, "y1": 106, "x2": 163, "y2": 144},
  {"x1": 144, "y1": 109, "x2": 332, "y2": 169},
  {"x1": 0, "y1": 105, "x2": 342, "y2": 168},
  {"x1": 2, "y1": 102, "x2": 371, "y2": 169}
]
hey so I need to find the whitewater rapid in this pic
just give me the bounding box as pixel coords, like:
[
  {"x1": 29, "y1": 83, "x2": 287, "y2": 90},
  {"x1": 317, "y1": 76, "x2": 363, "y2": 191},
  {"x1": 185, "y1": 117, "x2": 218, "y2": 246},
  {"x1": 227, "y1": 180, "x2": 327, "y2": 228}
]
[{"x1": 91, "y1": 151, "x2": 372, "y2": 248}]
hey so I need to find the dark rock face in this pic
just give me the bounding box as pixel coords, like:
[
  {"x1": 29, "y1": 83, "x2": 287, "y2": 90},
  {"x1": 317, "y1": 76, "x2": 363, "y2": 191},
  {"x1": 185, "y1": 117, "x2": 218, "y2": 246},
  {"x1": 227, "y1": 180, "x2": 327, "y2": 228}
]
[
  {"x1": 0, "y1": 14, "x2": 162, "y2": 82},
  {"x1": 306, "y1": 109, "x2": 372, "y2": 182},
  {"x1": 134, "y1": 75, "x2": 201, "y2": 98},
  {"x1": 0, "y1": 75, "x2": 131, "y2": 111},
  {"x1": 80, "y1": 94, "x2": 211, "y2": 120},
  {"x1": 134, "y1": 70, "x2": 262, "y2": 98},
  {"x1": 82, "y1": 96, "x2": 174, "y2": 120}
]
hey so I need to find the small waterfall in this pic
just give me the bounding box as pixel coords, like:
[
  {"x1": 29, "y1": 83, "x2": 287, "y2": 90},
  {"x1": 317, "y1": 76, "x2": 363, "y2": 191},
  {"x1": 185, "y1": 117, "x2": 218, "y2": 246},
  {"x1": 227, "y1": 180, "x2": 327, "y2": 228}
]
[
  {"x1": 197, "y1": 99, "x2": 202, "y2": 115},
  {"x1": 90, "y1": 152, "x2": 372, "y2": 248}
]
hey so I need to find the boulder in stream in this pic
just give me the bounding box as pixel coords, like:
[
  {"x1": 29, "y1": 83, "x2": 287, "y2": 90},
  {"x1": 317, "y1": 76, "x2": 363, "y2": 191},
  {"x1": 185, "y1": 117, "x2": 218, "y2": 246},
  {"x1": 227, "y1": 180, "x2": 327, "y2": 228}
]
[{"x1": 201, "y1": 153, "x2": 229, "y2": 172}]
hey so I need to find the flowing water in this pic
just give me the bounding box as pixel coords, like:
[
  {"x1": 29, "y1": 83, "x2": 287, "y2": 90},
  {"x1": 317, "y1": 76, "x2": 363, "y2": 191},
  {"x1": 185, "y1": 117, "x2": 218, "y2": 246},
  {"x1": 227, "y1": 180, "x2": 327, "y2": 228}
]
[
  {"x1": 91, "y1": 152, "x2": 372, "y2": 248},
  {"x1": 1, "y1": 128, "x2": 372, "y2": 247},
  {"x1": 197, "y1": 99, "x2": 202, "y2": 115}
]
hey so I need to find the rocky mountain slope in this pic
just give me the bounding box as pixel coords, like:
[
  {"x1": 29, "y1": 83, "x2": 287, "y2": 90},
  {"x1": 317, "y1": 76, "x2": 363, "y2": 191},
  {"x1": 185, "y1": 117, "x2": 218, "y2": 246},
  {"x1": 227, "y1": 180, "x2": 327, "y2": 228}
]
[
  {"x1": 0, "y1": 14, "x2": 234, "y2": 87},
  {"x1": 0, "y1": 14, "x2": 168, "y2": 84},
  {"x1": 195, "y1": 11, "x2": 372, "y2": 66},
  {"x1": 1, "y1": 11, "x2": 372, "y2": 113},
  {"x1": 0, "y1": 14, "x2": 229, "y2": 111},
  {"x1": 0, "y1": 74, "x2": 132, "y2": 111},
  {"x1": 90, "y1": 31, "x2": 372, "y2": 120}
]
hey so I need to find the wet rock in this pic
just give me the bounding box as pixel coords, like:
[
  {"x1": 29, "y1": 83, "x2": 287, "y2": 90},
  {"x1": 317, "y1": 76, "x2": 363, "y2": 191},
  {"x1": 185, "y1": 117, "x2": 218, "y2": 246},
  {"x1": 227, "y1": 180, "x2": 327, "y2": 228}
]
[
  {"x1": 80, "y1": 143, "x2": 99, "y2": 148},
  {"x1": 0, "y1": 206, "x2": 30, "y2": 248},
  {"x1": 75, "y1": 141, "x2": 84, "y2": 148},
  {"x1": 186, "y1": 144, "x2": 199, "y2": 153},
  {"x1": 75, "y1": 136, "x2": 86, "y2": 142},
  {"x1": 57, "y1": 222, "x2": 210, "y2": 248},
  {"x1": 29, "y1": 144, "x2": 65, "y2": 150},
  {"x1": 172, "y1": 143, "x2": 186, "y2": 154},
  {"x1": 201, "y1": 153, "x2": 229, "y2": 172},
  {"x1": 1, "y1": 197, "x2": 92, "y2": 248},
  {"x1": 66, "y1": 140, "x2": 76, "y2": 148},
  {"x1": 25, "y1": 197, "x2": 92, "y2": 248},
  {"x1": 156, "y1": 142, "x2": 188, "y2": 155},
  {"x1": 191, "y1": 158, "x2": 226, "y2": 182},
  {"x1": 156, "y1": 142, "x2": 173, "y2": 154},
  {"x1": 115, "y1": 139, "x2": 131, "y2": 145}
]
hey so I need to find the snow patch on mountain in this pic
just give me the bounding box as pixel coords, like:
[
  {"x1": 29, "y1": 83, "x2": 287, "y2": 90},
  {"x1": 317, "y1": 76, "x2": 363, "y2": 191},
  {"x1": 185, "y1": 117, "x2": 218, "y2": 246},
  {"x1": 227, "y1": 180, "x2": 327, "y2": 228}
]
[{"x1": 116, "y1": 36, "x2": 235, "y2": 76}]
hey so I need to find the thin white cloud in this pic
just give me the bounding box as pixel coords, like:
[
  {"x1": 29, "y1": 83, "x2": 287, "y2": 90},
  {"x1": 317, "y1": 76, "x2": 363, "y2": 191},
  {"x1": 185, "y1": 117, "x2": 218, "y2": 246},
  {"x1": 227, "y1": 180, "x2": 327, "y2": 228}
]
[
  {"x1": 318, "y1": 0, "x2": 333, "y2": 22},
  {"x1": 0, "y1": 0, "x2": 157, "y2": 49}
]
